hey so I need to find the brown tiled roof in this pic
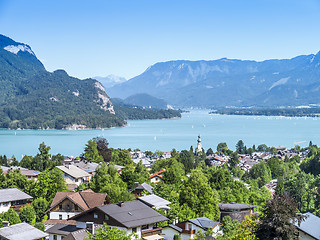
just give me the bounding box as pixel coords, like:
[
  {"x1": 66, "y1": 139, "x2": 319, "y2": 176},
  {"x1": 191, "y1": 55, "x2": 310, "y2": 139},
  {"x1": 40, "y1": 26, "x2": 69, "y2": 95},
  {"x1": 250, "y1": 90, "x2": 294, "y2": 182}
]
[{"x1": 49, "y1": 189, "x2": 108, "y2": 212}]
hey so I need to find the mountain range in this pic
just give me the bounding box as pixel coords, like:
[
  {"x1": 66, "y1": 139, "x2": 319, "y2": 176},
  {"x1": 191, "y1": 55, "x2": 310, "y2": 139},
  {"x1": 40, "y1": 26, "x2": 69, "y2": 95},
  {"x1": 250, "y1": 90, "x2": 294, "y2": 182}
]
[
  {"x1": 0, "y1": 34, "x2": 180, "y2": 129},
  {"x1": 107, "y1": 52, "x2": 320, "y2": 108}
]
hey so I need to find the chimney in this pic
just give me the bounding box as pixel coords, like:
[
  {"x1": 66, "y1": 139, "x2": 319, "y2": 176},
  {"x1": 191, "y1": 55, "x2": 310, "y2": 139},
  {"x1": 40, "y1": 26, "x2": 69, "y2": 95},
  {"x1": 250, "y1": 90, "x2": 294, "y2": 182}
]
[
  {"x1": 117, "y1": 201, "x2": 124, "y2": 207},
  {"x1": 134, "y1": 182, "x2": 139, "y2": 188},
  {"x1": 2, "y1": 221, "x2": 9, "y2": 227},
  {"x1": 86, "y1": 222, "x2": 94, "y2": 235}
]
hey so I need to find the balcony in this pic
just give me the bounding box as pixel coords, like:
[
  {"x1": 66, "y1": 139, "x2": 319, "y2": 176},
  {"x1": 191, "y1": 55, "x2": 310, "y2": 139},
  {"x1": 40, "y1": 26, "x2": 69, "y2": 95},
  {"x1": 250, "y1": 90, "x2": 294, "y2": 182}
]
[{"x1": 141, "y1": 227, "x2": 162, "y2": 238}]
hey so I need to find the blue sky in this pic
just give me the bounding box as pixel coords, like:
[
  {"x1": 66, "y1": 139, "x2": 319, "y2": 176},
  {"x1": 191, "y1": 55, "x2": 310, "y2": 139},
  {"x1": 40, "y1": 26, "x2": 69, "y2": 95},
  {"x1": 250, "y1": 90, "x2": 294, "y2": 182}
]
[{"x1": 0, "y1": 0, "x2": 320, "y2": 79}]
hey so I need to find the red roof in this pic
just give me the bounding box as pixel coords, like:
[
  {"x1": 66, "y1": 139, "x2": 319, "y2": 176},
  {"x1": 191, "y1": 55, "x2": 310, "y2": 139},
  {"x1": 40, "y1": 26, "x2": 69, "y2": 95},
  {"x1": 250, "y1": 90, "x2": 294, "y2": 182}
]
[{"x1": 149, "y1": 169, "x2": 166, "y2": 179}]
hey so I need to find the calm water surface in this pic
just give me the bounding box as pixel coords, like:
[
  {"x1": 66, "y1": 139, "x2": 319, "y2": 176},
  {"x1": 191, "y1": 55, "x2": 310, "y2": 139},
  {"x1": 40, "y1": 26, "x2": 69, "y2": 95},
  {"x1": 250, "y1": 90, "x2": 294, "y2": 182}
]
[{"x1": 0, "y1": 110, "x2": 318, "y2": 159}]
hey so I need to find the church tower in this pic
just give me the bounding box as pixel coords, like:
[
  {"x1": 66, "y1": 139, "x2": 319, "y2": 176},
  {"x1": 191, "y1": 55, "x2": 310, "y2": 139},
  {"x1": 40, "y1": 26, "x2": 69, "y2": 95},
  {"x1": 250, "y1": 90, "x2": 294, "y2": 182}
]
[{"x1": 196, "y1": 135, "x2": 203, "y2": 155}]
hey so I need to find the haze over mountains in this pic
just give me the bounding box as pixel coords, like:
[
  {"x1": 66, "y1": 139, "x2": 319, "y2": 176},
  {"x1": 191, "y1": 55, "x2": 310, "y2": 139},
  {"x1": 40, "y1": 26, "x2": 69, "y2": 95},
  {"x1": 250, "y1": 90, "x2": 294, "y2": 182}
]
[
  {"x1": 107, "y1": 52, "x2": 320, "y2": 108},
  {"x1": 93, "y1": 75, "x2": 127, "y2": 88}
]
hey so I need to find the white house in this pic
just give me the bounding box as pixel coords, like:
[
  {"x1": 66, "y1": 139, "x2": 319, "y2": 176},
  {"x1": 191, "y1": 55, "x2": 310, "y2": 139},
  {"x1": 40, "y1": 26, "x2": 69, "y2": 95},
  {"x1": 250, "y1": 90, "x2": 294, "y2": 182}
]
[
  {"x1": 56, "y1": 165, "x2": 91, "y2": 187},
  {"x1": 0, "y1": 188, "x2": 33, "y2": 213},
  {"x1": 162, "y1": 217, "x2": 222, "y2": 240}
]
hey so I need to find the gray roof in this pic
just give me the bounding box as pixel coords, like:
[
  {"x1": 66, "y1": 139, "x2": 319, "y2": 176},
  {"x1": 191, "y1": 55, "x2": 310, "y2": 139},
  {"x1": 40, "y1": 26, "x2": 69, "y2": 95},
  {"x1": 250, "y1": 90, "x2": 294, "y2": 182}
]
[
  {"x1": 56, "y1": 165, "x2": 90, "y2": 178},
  {"x1": 0, "y1": 188, "x2": 33, "y2": 203},
  {"x1": 63, "y1": 225, "x2": 102, "y2": 240},
  {"x1": 295, "y1": 212, "x2": 320, "y2": 239},
  {"x1": 165, "y1": 224, "x2": 183, "y2": 233},
  {"x1": 218, "y1": 202, "x2": 257, "y2": 211},
  {"x1": 141, "y1": 182, "x2": 154, "y2": 194},
  {"x1": 97, "y1": 200, "x2": 168, "y2": 228},
  {"x1": 74, "y1": 161, "x2": 99, "y2": 172},
  {"x1": 0, "y1": 222, "x2": 48, "y2": 240},
  {"x1": 138, "y1": 194, "x2": 171, "y2": 210},
  {"x1": 46, "y1": 223, "x2": 79, "y2": 236},
  {"x1": 188, "y1": 217, "x2": 220, "y2": 230}
]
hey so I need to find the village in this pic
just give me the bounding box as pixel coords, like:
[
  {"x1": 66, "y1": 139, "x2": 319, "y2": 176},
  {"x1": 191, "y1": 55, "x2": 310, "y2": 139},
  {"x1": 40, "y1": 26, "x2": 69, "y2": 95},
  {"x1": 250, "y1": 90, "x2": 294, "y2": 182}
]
[{"x1": 0, "y1": 137, "x2": 318, "y2": 240}]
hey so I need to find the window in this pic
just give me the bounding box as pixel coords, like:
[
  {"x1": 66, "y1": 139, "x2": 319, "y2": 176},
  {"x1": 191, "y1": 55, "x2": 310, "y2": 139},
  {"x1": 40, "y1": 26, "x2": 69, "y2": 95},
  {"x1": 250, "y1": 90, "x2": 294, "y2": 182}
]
[
  {"x1": 105, "y1": 214, "x2": 109, "y2": 220},
  {"x1": 74, "y1": 205, "x2": 78, "y2": 211},
  {"x1": 59, "y1": 204, "x2": 62, "y2": 210},
  {"x1": 59, "y1": 215, "x2": 62, "y2": 220},
  {"x1": 132, "y1": 227, "x2": 137, "y2": 233},
  {"x1": 75, "y1": 179, "x2": 78, "y2": 182},
  {"x1": 53, "y1": 235, "x2": 57, "y2": 240},
  {"x1": 141, "y1": 225, "x2": 148, "y2": 230},
  {"x1": 94, "y1": 213, "x2": 98, "y2": 219}
]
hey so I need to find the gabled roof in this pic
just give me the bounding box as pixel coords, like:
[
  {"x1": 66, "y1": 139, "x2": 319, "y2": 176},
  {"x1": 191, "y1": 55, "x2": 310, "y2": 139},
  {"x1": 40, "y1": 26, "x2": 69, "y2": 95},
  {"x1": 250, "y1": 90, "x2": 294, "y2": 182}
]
[
  {"x1": 0, "y1": 222, "x2": 48, "y2": 240},
  {"x1": 45, "y1": 223, "x2": 79, "y2": 236},
  {"x1": 56, "y1": 165, "x2": 90, "y2": 179},
  {"x1": 295, "y1": 212, "x2": 320, "y2": 240},
  {"x1": 0, "y1": 188, "x2": 33, "y2": 203},
  {"x1": 149, "y1": 169, "x2": 166, "y2": 179},
  {"x1": 71, "y1": 200, "x2": 168, "y2": 228},
  {"x1": 63, "y1": 225, "x2": 102, "y2": 240},
  {"x1": 141, "y1": 182, "x2": 154, "y2": 194},
  {"x1": 218, "y1": 202, "x2": 257, "y2": 211},
  {"x1": 138, "y1": 194, "x2": 171, "y2": 210},
  {"x1": 187, "y1": 217, "x2": 220, "y2": 230},
  {"x1": 48, "y1": 189, "x2": 108, "y2": 212}
]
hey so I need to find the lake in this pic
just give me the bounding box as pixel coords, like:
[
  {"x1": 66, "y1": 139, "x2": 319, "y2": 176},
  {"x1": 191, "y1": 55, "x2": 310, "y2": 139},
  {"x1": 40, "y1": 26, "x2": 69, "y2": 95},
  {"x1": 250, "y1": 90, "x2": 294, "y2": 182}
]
[{"x1": 0, "y1": 110, "x2": 318, "y2": 160}]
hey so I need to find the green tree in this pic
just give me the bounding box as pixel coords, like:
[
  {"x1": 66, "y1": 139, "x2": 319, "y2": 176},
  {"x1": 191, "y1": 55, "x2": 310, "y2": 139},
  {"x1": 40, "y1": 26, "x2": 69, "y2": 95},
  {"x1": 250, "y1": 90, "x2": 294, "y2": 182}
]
[
  {"x1": 217, "y1": 216, "x2": 240, "y2": 240},
  {"x1": 112, "y1": 149, "x2": 133, "y2": 166},
  {"x1": 85, "y1": 223, "x2": 138, "y2": 240},
  {"x1": 179, "y1": 169, "x2": 220, "y2": 220},
  {"x1": 20, "y1": 155, "x2": 33, "y2": 169},
  {"x1": 31, "y1": 168, "x2": 66, "y2": 202},
  {"x1": 236, "y1": 140, "x2": 245, "y2": 154},
  {"x1": 34, "y1": 222, "x2": 45, "y2": 231},
  {"x1": 84, "y1": 140, "x2": 104, "y2": 163},
  {"x1": 206, "y1": 148, "x2": 214, "y2": 156},
  {"x1": 32, "y1": 197, "x2": 49, "y2": 222},
  {"x1": 178, "y1": 150, "x2": 194, "y2": 173},
  {"x1": 229, "y1": 152, "x2": 239, "y2": 169},
  {"x1": 216, "y1": 142, "x2": 231, "y2": 155},
  {"x1": 89, "y1": 163, "x2": 134, "y2": 202},
  {"x1": 19, "y1": 204, "x2": 36, "y2": 224},
  {"x1": 284, "y1": 172, "x2": 314, "y2": 212},
  {"x1": 2, "y1": 209, "x2": 21, "y2": 225}
]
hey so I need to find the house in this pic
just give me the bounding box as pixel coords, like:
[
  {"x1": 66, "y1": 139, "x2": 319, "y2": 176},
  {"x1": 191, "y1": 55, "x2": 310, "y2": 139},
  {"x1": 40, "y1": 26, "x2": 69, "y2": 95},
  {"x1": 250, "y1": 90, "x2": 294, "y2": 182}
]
[
  {"x1": 1, "y1": 166, "x2": 40, "y2": 181},
  {"x1": 162, "y1": 217, "x2": 221, "y2": 240},
  {"x1": 70, "y1": 200, "x2": 168, "y2": 239},
  {"x1": 0, "y1": 222, "x2": 48, "y2": 240},
  {"x1": 138, "y1": 194, "x2": 171, "y2": 210},
  {"x1": 0, "y1": 188, "x2": 33, "y2": 213},
  {"x1": 56, "y1": 165, "x2": 91, "y2": 188},
  {"x1": 45, "y1": 189, "x2": 109, "y2": 225},
  {"x1": 149, "y1": 169, "x2": 166, "y2": 184},
  {"x1": 218, "y1": 202, "x2": 257, "y2": 222},
  {"x1": 131, "y1": 182, "x2": 154, "y2": 197},
  {"x1": 295, "y1": 212, "x2": 320, "y2": 240}
]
